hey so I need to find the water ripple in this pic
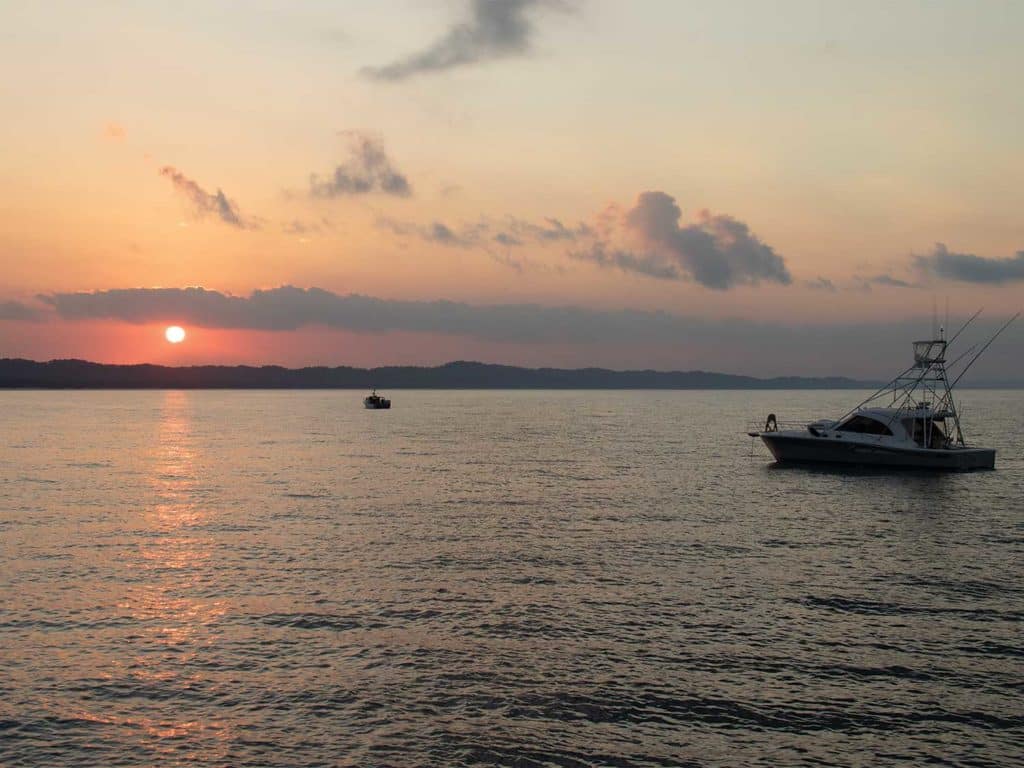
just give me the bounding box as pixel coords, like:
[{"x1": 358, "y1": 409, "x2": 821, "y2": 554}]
[{"x1": 1, "y1": 389, "x2": 1022, "y2": 767}]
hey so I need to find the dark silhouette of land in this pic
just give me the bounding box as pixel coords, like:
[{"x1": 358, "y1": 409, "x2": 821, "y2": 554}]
[{"x1": 0, "y1": 358, "x2": 878, "y2": 389}]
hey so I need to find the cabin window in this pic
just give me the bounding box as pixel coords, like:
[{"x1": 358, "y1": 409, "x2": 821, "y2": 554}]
[
  {"x1": 902, "y1": 418, "x2": 946, "y2": 447},
  {"x1": 836, "y1": 415, "x2": 893, "y2": 436}
]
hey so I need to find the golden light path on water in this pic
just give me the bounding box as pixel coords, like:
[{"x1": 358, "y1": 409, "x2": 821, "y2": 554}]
[{"x1": 122, "y1": 391, "x2": 231, "y2": 761}]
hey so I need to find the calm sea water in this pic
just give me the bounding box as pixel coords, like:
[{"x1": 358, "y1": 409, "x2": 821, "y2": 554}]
[{"x1": 1, "y1": 389, "x2": 1022, "y2": 767}]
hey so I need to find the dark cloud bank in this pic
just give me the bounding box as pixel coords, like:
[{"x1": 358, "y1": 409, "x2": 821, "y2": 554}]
[
  {"x1": 0, "y1": 300, "x2": 41, "y2": 321},
  {"x1": 18, "y1": 286, "x2": 1022, "y2": 377},
  {"x1": 41, "y1": 286, "x2": 696, "y2": 344},
  {"x1": 35, "y1": 284, "x2": 1018, "y2": 347},
  {"x1": 363, "y1": 0, "x2": 567, "y2": 81}
]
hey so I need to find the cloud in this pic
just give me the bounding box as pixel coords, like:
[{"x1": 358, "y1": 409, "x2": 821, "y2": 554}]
[
  {"x1": 864, "y1": 274, "x2": 912, "y2": 288},
  {"x1": 159, "y1": 166, "x2": 255, "y2": 229},
  {"x1": 377, "y1": 217, "x2": 481, "y2": 247},
  {"x1": 489, "y1": 251, "x2": 525, "y2": 273},
  {"x1": 372, "y1": 190, "x2": 781, "y2": 289},
  {"x1": 915, "y1": 243, "x2": 1024, "y2": 284},
  {"x1": 806, "y1": 275, "x2": 914, "y2": 293},
  {"x1": 0, "y1": 300, "x2": 43, "y2": 321},
  {"x1": 574, "y1": 191, "x2": 791, "y2": 290},
  {"x1": 102, "y1": 122, "x2": 126, "y2": 141},
  {"x1": 427, "y1": 221, "x2": 464, "y2": 246},
  {"x1": 498, "y1": 217, "x2": 592, "y2": 245},
  {"x1": 380, "y1": 214, "x2": 589, "y2": 252},
  {"x1": 804, "y1": 277, "x2": 838, "y2": 292},
  {"x1": 494, "y1": 232, "x2": 523, "y2": 247},
  {"x1": 373, "y1": 192, "x2": 781, "y2": 290},
  {"x1": 282, "y1": 217, "x2": 332, "y2": 236},
  {"x1": 310, "y1": 134, "x2": 411, "y2": 198},
  {"x1": 569, "y1": 242, "x2": 681, "y2": 280},
  {"x1": 362, "y1": 0, "x2": 568, "y2": 81}
]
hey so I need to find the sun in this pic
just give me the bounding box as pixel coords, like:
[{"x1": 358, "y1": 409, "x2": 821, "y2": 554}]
[{"x1": 165, "y1": 326, "x2": 186, "y2": 344}]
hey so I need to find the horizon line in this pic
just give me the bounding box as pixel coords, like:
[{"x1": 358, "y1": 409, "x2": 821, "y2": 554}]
[{"x1": 2, "y1": 357, "x2": 1022, "y2": 389}]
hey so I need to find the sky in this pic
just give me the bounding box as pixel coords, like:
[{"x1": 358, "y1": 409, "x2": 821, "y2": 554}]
[{"x1": 1, "y1": 0, "x2": 1022, "y2": 378}]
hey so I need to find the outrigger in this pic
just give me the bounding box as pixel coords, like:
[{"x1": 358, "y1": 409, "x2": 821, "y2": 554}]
[{"x1": 749, "y1": 312, "x2": 1019, "y2": 470}]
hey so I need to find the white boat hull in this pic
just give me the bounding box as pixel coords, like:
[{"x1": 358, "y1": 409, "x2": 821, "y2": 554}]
[{"x1": 759, "y1": 432, "x2": 994, "y2": 470}]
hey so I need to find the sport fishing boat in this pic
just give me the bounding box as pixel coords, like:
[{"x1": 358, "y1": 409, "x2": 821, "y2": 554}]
[
  {"x1": 363, "y1": 389, "x2": 391, "y2": 409},
  {"x1": 748, "y1": 312, "x2": 1018, "y2": 470}
]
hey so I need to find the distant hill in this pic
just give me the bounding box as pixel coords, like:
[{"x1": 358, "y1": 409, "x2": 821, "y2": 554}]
[{"x1": 0, "y1": 358, "x2": 878, "y2": 389}]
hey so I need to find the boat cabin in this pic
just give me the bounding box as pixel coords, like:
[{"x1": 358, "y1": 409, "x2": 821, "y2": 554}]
[{"x1": 832, "y1": 408, "x2": 949, "y2": 449}]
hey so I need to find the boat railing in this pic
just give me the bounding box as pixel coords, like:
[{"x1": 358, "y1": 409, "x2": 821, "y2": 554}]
[{"x1": 745, "y1": 418, "x2": 814, "y2": 435}]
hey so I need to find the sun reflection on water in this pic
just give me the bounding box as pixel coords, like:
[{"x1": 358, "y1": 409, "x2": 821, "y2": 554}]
[{"x1": 118, "y1": 391, "x2": 232, "y2": 760}]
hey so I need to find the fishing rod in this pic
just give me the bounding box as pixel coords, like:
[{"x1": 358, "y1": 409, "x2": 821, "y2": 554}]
[
  {"x1": 950, "y1": 312, "x2": 1021, "y2": 389},
  {"x1": 946, "y1": 307, "x2": 983, "y2": 347},
  {"x1": 832, "y1": 360, "x2": 919, "y2": 426},
  {"x1": 944, "y1": 342, "x2": 980, "y2": 374}
]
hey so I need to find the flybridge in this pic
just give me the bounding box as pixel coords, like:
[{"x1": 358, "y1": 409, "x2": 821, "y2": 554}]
[
  {"x1": 890, "y1": 335, "x2": 963, "y2": 445},
  {"x1": 913, "y1": 339, "x2": 946, "y2": 366}
]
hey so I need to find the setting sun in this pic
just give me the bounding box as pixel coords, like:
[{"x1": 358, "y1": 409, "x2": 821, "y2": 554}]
[{"x1": 165, "y1": 326, "x2": 186, "y2": 344}]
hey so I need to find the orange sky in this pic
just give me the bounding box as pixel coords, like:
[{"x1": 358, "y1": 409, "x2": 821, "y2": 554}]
[{"x1": 1, "y1": 1, "x2": 1022, "y2": 376}]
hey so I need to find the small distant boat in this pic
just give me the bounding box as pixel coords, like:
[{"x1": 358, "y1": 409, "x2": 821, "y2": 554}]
[
  {"x1": 363, "y1": 389, "x2": 391, "y2": 409},
  {"x1": 748, "y1": 312, "x2": 1018, "y2": 471}
]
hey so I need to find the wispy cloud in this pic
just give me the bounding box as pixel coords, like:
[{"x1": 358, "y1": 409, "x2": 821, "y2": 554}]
[
  {"x1": 494, "y1": 232, "x2": 523, "y2": 247},
  {"x1": 806, "y1": 274, "x2": 914, "y2": 293},
  {"x1": 378, "y1": 214, "x2": 588, "y2": 252},
  {"x1": 310, "y1": 134, "x2": 411, "y2": 198},
  {"x1": 377, "y1": 217, "x2": 482, "y2": 247},
  {"x1": 362, "y1": 0, "x2": 570, "y2": 81},
  {"x1": 863, "y1": 274, "x2": 913, "y2": 288},
  {"x1": 570, "y1": 242, "x2": 681, "y2": 280},
  {"x1": 497, "y1": 217, "x2": 592, "y2": 245},
  {"x1": 915, "y1": 243, "x2": 1024, "y2": 284},
  {"x1": 573, "y1": 191, "x2": 791, "y2": 290},
  {"x1": 282, "y1": 217, "x2": 332, "y2": 236},
  {"x1": 427, "y1": 221, "x2": 469, "y2": 246},
  {"x1": 159, "y1": 166, "x2": 255, "y2": 229},
  {"x1": 804, "y1": 277, "x2": 838, "y2": 292}
]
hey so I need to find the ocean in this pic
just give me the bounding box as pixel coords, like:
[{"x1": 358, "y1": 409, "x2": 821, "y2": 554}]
[{"x1": 1, "y1": 389, "x2": 1022, "y2": 767}]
